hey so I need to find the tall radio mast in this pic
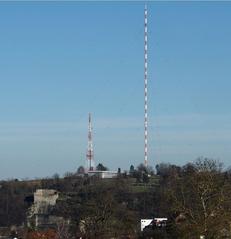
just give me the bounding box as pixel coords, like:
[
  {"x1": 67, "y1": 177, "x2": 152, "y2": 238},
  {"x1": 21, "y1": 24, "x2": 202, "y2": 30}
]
[
  {"x1": 86, "y1": 113, "x2": 94, "y2": 171},
  {"x1": 144, "y1": 4, "x2": 148, "y2": 167}
]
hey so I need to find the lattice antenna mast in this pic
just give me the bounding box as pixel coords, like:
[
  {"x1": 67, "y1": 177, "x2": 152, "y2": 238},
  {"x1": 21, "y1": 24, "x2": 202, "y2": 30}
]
[
  {"x1": 86, "y1": 113, "x2": 94, "y2": 171},
  {"x1": 144, "y1": 4, "x2": 148, "y2": 167}
]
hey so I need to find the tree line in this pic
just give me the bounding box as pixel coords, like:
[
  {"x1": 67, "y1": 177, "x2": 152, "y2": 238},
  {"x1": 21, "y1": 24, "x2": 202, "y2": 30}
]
[{"x1": 1, "y1": 158, "x2": 231, "y2": 238}]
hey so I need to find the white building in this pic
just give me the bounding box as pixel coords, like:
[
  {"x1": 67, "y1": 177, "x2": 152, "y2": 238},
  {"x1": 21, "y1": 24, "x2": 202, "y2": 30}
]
[
  {"x1": 87, "y1": 170, "x2": 118, "y2": 179},
  {"x1": 141, "y1": 218, "x2": 168, "y2": 231}
]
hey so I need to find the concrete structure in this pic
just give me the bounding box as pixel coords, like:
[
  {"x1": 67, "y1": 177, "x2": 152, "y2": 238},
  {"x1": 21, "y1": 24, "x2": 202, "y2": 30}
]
[
  {"x1": 27, "y1": 189, "x2": 63, "y2": 229},
  {"x1": 34, "y1": 189, "x2": 58, "y2": 206}
]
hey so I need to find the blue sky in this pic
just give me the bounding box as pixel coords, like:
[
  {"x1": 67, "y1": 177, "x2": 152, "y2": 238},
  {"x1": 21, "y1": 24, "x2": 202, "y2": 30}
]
[{"x1": 0, "y1": 1, "x2": 231, "y2": 179}]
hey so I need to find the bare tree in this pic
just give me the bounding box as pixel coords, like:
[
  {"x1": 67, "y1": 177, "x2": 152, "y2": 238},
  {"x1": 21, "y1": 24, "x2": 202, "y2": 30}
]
[
  {"x1": 164, "y1": 158, "x2": 231, "y2": 239},
  {"x1": 55, "y1": 221, "x2": 71, "y2": 239}
]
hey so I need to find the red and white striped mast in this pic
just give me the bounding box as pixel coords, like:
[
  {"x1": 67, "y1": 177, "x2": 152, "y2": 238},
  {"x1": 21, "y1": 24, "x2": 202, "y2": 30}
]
[
  {"x1": 144, "y1": 4, "x2": 148, "y2": 167},
  {"x1": 86, "y1": 113, "x2": 94, "y2": 171}
]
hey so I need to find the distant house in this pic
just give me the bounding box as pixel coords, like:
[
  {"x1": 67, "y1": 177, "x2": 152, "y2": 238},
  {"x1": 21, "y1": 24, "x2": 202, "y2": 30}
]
[{"x1": 141, "y1": 218, "x2": 168, "y2": 231}]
